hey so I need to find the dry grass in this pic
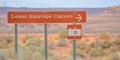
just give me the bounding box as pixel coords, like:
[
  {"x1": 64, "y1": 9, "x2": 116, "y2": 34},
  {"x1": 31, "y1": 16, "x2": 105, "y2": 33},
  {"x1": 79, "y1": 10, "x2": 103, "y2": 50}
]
[{"x1": 0, "y1": 33, "x2": 120, "y2": 60}]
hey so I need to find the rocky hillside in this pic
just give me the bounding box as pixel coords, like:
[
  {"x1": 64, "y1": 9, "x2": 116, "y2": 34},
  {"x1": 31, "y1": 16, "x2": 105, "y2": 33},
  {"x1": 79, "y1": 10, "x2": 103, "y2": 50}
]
[
  {"x1": 85, "y1": 5, "x2": 120, "y2": 33},
  {"x1": 89, "y1": 5, "x2": 120, "y2": 20}
]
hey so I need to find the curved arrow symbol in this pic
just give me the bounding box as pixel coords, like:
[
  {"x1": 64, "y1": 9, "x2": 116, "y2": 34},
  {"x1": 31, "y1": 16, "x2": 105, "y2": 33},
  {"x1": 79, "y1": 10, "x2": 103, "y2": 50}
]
[{"x1": 76, "y1": 14, "x2": 82, "y2": 22}]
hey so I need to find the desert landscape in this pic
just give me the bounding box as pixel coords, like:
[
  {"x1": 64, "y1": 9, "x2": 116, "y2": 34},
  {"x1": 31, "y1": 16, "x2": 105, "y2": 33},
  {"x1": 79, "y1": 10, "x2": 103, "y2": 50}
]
[{"x1": 0, "y1": 5, "x2": 120, "y2": 60}]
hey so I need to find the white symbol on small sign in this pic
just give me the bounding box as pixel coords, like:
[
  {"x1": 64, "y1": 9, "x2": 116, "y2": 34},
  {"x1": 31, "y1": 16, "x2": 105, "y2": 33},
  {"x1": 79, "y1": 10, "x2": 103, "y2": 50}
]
[
  {"x1": 68, "y1": 28, "x2": 81, "y2": 36},
  {"x1": 74, "y1": 31, "x2": 77, "y2": 34},
  {"x1": 76, "y1": 14, "x2": 82, "y2": 22}
]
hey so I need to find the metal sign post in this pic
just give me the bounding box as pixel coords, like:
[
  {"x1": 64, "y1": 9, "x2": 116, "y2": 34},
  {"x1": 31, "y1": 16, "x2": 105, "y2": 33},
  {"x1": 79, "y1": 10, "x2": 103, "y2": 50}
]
[
  {"x1": 44, "y1": 23, "x2": 48, "y2": 60},
  {"x1": 67, "y1": 24, "x2": 82, "y2": 60},
  {"x1": 73, "y1": 22, "x2": 76, "y2": 60},
  {"x1": 14, "y1": 23, "x2": 18, "y2": 54},
  {"x1": 73, "y1": 39, "x2": 76, "y2": 60}
]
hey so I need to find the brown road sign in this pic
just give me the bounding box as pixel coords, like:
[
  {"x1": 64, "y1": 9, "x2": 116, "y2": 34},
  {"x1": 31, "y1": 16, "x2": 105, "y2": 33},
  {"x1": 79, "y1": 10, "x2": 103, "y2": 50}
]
[{"x1": 8, "y1": 11, "x2": 86, "y2": 23}]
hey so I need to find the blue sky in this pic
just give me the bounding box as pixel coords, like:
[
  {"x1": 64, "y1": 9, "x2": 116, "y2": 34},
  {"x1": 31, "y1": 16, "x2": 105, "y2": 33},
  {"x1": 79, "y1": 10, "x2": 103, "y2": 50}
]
[{"x1": 0, "y1": 0, "x2": 120, "y2": 8}]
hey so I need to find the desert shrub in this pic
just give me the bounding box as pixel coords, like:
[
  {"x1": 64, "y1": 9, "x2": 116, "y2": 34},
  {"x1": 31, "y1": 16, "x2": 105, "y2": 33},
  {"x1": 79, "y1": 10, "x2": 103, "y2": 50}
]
[
  {"x1": 22, "y1": 35, "x2": 35, "y2": 43},
  {"x1": 25, "y1": 37, "x2": 44, "y2": 55},
  {"x1": 76, "y1": 41, "x2": 86, "y2": 50},
  {"x1": 90, "y1": 42, "x2": 95, "y2": 48},
  {"x1": 77, "y1": 56, "x2": 84, "y2": 60},
  {"x1": 90, "y1": 57, "x2": 103, "y2": 60},
  {"x1": 102, "y1": 40, "x2": 112, "y2": 48},
  {"x1": 59, "y1": 30, "x2": 66, "y2": 39},
  {"x1": 113, "y1": 37, "x2": 120, "y2": 45},
  {"x1": 28, "y1": 45, "x2": 44, "y2": 54},
  {"x1": 0, "y1": 35, "x2": 13, "y2": 43},
  {"x1": 18, "y1": 45, "x2": 45, "y2": 60},
  {"x1": 57, "y1": 39, "x2": 68, "y2": 47},
  {"x1": 68, "y1": 46, "x2": 85, "y2": 59},
  {"x1": 35, "y1": 46, "x2": 44, "y2": 54},
  {"x1": 76, "y1": 49, "x2": 86, "y2": 58},
  {"x1": 30, "y1": 45, "x2": 45, "y2": 56},
  {"x1": 76, "y1": 41, "x2": 86, "y2": 58},
  {"x1": 48, "y1": 51, "x2": 59, "y2": 60},
  {"x1": 48, "y1": 41, "x2": 55, "y2": 50},
  {"x1": 89, "y1": 48, "x2": 106, "y2": 57},
  {"x1": 90, "y1": 41, "x2": 104, "y2": 50},
  {"x1": 49, "y1": 54, "x2": 58, "y2": 60},
  {"x1": 25, "y1": 37, "x2": 43, "y2": 47},
  {"x1": 18, "y1": 46, "x2": 31, "y2": 60},
  {"x1": 0, "y1": 50, "x2": 5, "y2": 60},
  {"x1": 83, "y1": 33, "x2": 89, "y2": 38},
  {"x1": 93, "y1": 55, "x2": 120, "y2": 60},
  {"x1": 65, "y1": 55, "x2": 84, "y2": 60},
  {"x1": 57, "y1": 30, "x2": 68, "y2": 47},
  {"x1": 5, "y1": 48, "x2": 16, "y2": 60},
  {"x1": 85, "y1": 45, "x2": 91, "y2": 53},
  {"x1": 111, "y1": 52, "x2": 120, "y2": 60},
  {"x1": 4, "y1": 46, "x2": 45, "y2": 60},
  {"x1": 100, "y1": 32, "x2": 111, "y2": 39},
  {"x1": 31, "y1": 51, "x2": 44, "y2": 60},
  {"x1": 0, "y1": 35, "x2": 13, "y2": 48},
  {"x1": 65, "y1": 55, "x2": 73, "y2": 60},
  {"x1": 102, "y1": 55, "x2": 112, "y2": 60},
  {"x1": 92, "y1": 41, "x2": 111, "y2": 50},
  {"x1": 110, "y1": 45, "x2": 118, "y2": 52}
]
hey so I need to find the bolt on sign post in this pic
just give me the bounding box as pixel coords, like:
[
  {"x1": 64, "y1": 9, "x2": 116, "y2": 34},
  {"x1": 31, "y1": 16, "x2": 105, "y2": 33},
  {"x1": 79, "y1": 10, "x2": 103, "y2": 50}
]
[{"x1": 8, "y1": 11, "x2": 86, "y2": 60}]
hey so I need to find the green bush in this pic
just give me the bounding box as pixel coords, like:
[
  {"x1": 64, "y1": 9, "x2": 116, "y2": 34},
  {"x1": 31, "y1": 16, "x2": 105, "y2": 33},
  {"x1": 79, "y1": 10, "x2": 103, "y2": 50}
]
[
  {"x1": 65, "y1": 55, "x2": 73, "y2": 60},
  {"x1": 48, "y1": 51, "x2": 59, "y2": 60},
  {"x1": 76, "y1": 49, "x2": 86, "y2": 58},
  {"x1": 113, "y1": 37, "x2": 120, "y2": 45},
  {"x1": 57, "y1": 30, "x2": 68, "y2": 47},
  {"x1": 65, "y1": 55, "x2": 84, "y2": 60},
  {"x1": 102, "y1": 40, "x2": 112, "y2": 48},
  {"x1": 49, "y1": 54, "x2": 58, "y2": 60},
  {"x1": 77, "y1": 56, "x2": 84, "y2": 60},
  {"x1": 89, "y1": 48, "x2": 106, "y2": 57},
  {"x1": 31, "y1": 51, "x2": 44, "y2": 60},
  {"x1": 92, "y1": 41, "x2": 111, "y2": 50},
  {"x1": 0, "y1": 35, "x2": 13, "y2": 43},
  {"x1": 0, "y1": 50, "x2": 5, "y2": 60},
  {"x1": 57, "y1": 39, "x2": 68, "y2": 47},
  {"x1": 83, "y1": 33, "x2": 89, "y2": 38},
  {"x1": 4, "y1": 46, "x2": 44, "y2": 60},
  {"x1": 76, "y1": 41, "x2": 86, "y2": 50},
  {"x1": 5, "y1": 48, "x2": 16, "y2": 59},
  {"x1": 102, "y1": 55, "x2": 112, "y2": 60},
  {"x1": 85, "y1": 45, "x2": 92, "y2": 53},
  {"x1": 110, "y1": 45, "x2": 118, "y2": 52},
  {"x1": 17, "y1": 46, "x2": 45, "y2": 60},
  {"x1": 100, "y1": 32, "x2": 111, "y2": 39},
  {"x1": 18, "y1": 46, "x2": 31, "y2": 60},
  {"x1": 90, "y1": 42, "x2": 95, "y2": 48},
  {"x1": 22, "y1": 35, "x2": 35, "y2": 43},
  {"x1": 90, "y1": 57, "x2": 103, "y2": 60},
  {"x1": 0, "y1": 35, "x2": 13, "y2": 48},
  {"x1": 25, "y1": 37, "x2": 43, "y2": 47},
  {"x1": 48, "y1": 41, "x2": 55, "y2": 50},
  {"x1": 59, "y1": 30, "x2": 66, "y2": 39},
  {"x1": 111, "y1": 52, "x2": 120, "y2": 60}
]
